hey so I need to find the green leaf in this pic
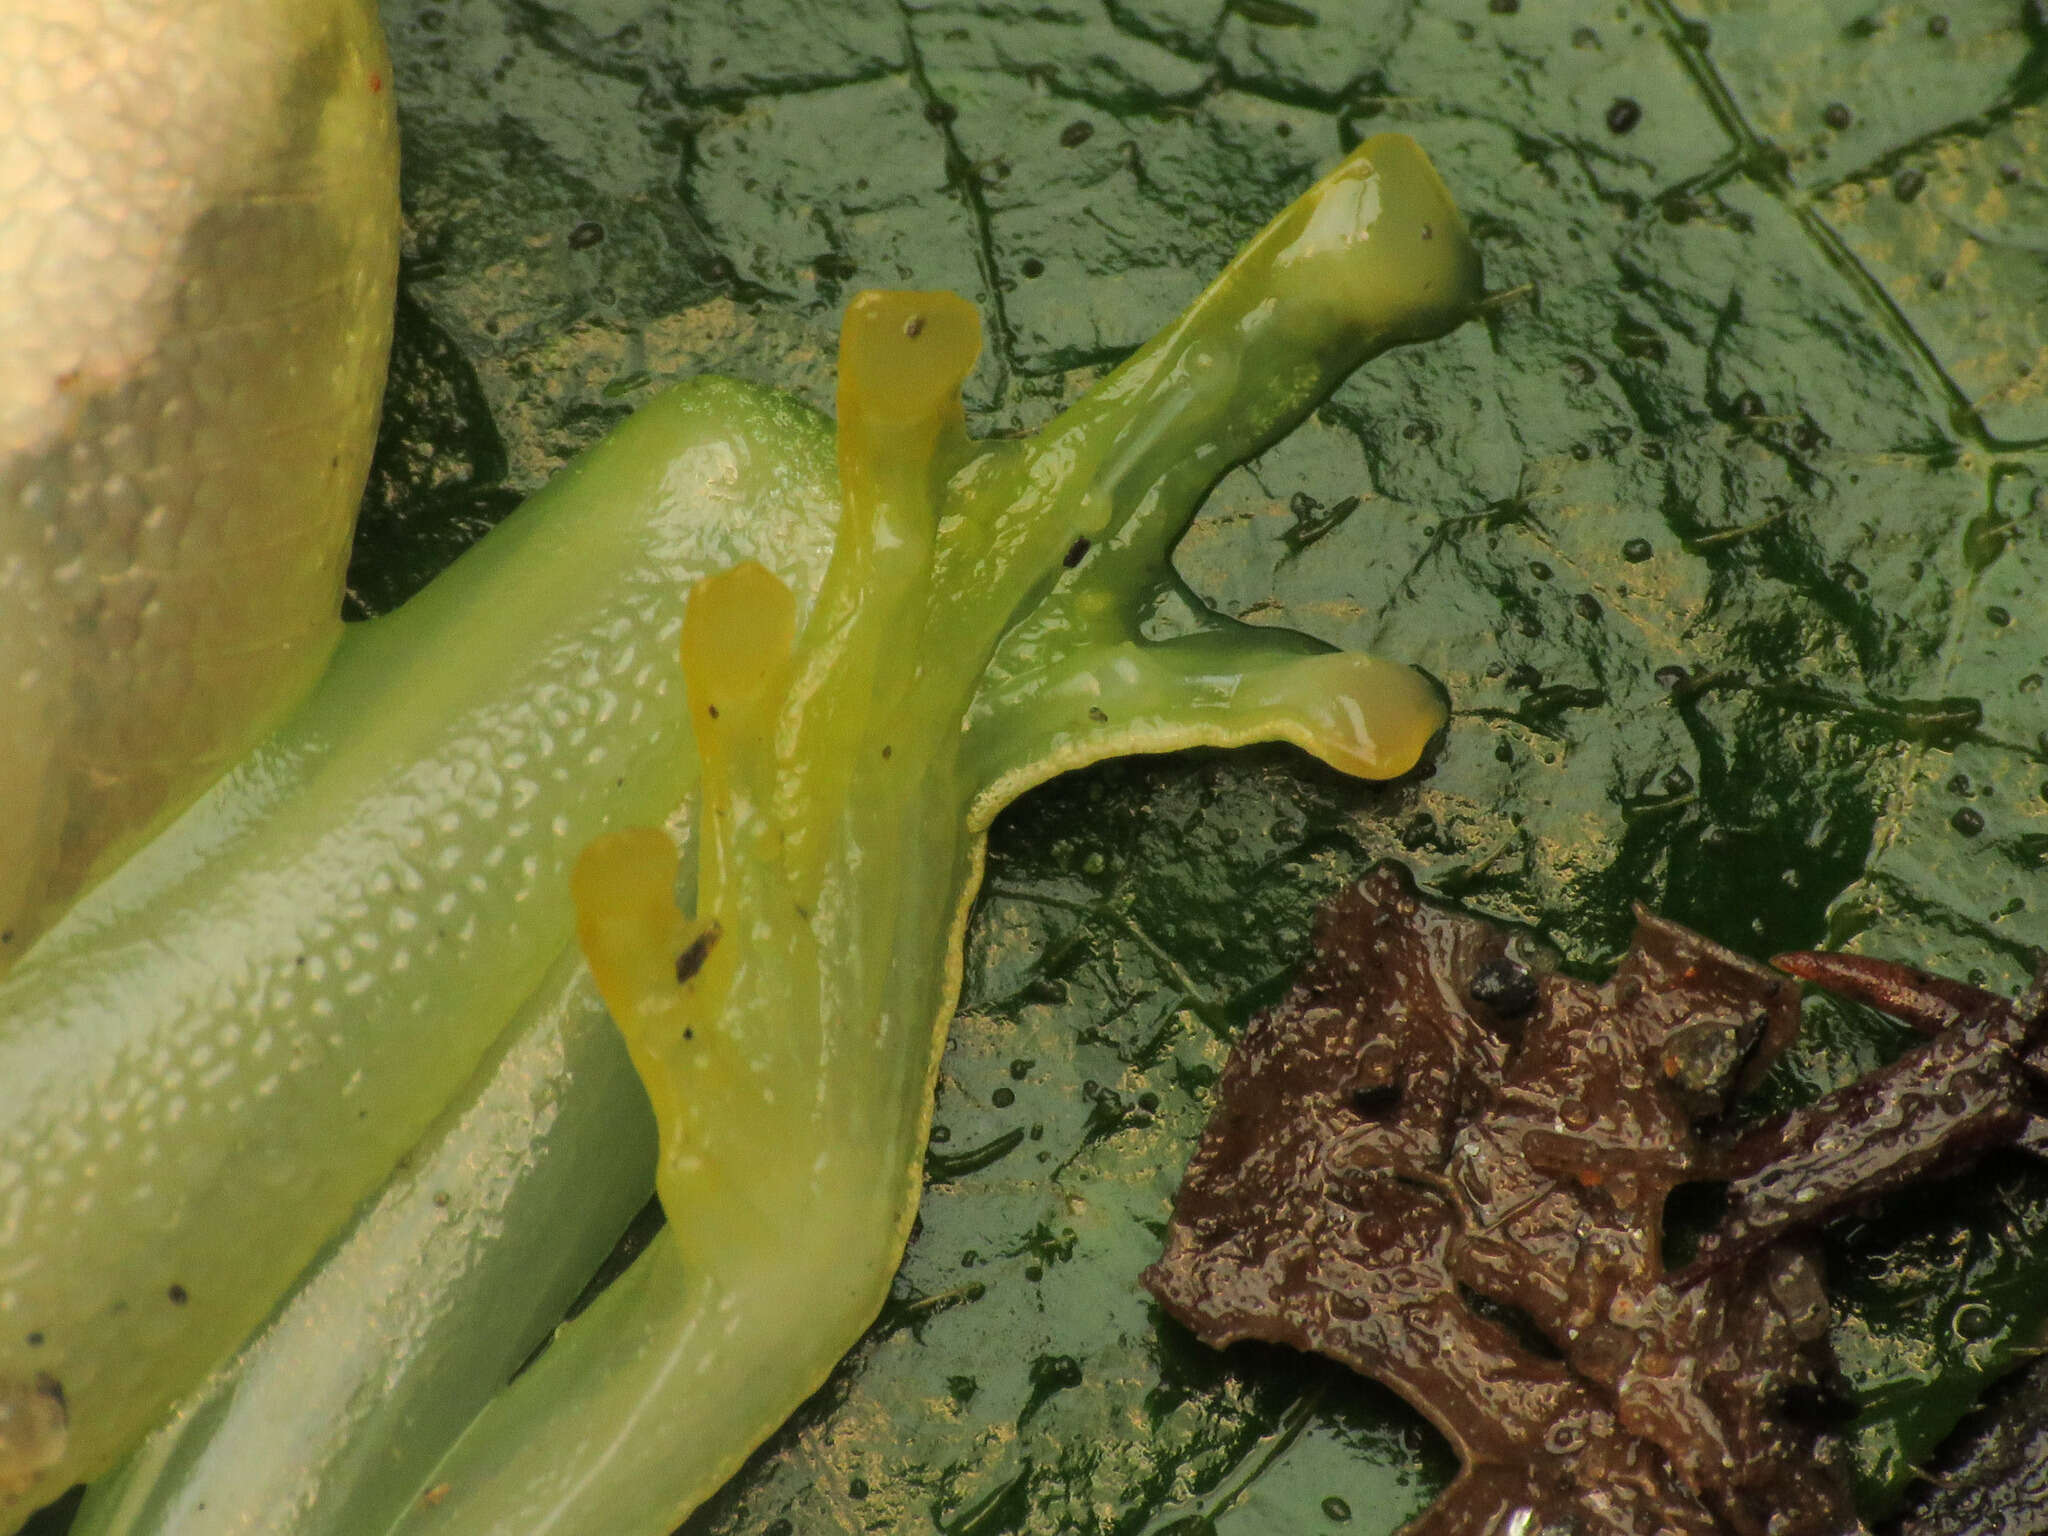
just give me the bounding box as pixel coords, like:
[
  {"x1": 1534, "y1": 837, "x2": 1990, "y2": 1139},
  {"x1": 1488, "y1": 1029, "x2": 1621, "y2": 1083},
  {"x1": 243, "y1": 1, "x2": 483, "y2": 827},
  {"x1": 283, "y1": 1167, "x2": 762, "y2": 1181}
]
[{"x1": 347, "y1": 1, "x2": 2048, "y2": 1531}]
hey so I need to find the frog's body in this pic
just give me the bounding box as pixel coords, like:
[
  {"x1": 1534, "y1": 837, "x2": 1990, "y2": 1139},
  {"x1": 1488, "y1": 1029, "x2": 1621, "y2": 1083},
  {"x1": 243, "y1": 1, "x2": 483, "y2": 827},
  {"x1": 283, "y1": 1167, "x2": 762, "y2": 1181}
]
[
  {"x1": 0, "y1": 0, "x2": 399, "y2": 973},
  {"x1": 0, "y1": 6, "x2": 1484, "y2": 1522}
]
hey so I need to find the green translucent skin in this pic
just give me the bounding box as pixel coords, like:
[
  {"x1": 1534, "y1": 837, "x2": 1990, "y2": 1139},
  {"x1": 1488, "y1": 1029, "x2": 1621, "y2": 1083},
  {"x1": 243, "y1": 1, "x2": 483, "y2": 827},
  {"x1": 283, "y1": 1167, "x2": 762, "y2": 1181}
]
[
  {"x1": 389, "y1": 134, "x2": 1480, "y2": 1536},
  {"x1": 0, "y1": 379, "x2": 837, "y2": 1526},
  {"x1": 7, "y1": 136, "x2": 1479, "y2": 1536},
  {"x1": 66, "y1": 944, "x2": 656, "y2": 1536}
]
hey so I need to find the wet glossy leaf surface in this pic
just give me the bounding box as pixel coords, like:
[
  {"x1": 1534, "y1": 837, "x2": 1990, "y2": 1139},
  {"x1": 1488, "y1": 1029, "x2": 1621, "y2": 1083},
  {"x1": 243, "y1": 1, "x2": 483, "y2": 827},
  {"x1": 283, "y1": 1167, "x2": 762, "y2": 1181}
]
[{"x1": 352, "y1": 1, "x2": 2048, "y2": 1531}]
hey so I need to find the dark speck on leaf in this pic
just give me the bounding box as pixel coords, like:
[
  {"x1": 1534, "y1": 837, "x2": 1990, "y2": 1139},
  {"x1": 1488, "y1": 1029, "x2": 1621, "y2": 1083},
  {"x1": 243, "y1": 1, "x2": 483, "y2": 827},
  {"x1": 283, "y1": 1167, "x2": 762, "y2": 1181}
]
[
  {"x1": 1927, "y1": 13, "x2": 1949, "y2": 35},
  {"x1": 568, "y1": 220, "x2": 604, "y2": 250},
  {"x1": 695, "y1": 255, "x2": 734, "y2": 285},
  {"x1": 1623, "y1": 537, "x2": 1653, "y2": 562},
  {"x1": 167, "y1": 1284, "x2": 188, "y2": 1306},
  {"x1": 1655, "y1": 665, "x2": 1689, "y2": 690},
  {"x1": 676, "y1": 922, "x2": 722, "y2": 984},
  {"x1": 1605, "y1": 98, "x2": 1642, "y2": 133},
  {"x1": 1063, "y1": 537, "x2": 1090, "y2": 568},
  {"x1": 1058, "y1": 120, "x2": 1093, "y2": 148},
  {"x1": 1952, "y1": 808, "x2": 1986, "y2": 837},
  {"x1": 924, "y1": 99, "x2": 957, "y2": 126},
  {"x1": 1021, "y1": 257, "x2": 1045, "y2": 279},
  {"x1": 903, "y1": 315, "x2": 924, "y2": 338},
  {"x1": 1087, "y1": 706, "x2": 1109, "y2": 724},
  {"x1": 1894, "y1": 167, "x2": 1927, "y2": 202},
  {"x1": 1489, "y1": 0, "x2": 1519, "y2": 12},
  {"x1": 1822, "y1": 102, "x2": 1851, "y2": 130}
]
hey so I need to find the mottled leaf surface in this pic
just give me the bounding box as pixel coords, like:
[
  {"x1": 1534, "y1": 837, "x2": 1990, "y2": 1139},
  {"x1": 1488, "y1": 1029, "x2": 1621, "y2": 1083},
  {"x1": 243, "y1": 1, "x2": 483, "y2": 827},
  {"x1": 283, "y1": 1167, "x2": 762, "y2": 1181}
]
[{"x1": 350, "y1": 0, "x2": 2048, "y2": 1531}]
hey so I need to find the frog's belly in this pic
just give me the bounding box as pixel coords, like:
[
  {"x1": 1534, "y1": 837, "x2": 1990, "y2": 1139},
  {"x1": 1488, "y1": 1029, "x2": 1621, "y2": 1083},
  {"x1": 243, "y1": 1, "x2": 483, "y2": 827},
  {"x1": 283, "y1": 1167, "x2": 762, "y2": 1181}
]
[{"x1": 0, "y1": 0, "x2": 399, "y2": 971}]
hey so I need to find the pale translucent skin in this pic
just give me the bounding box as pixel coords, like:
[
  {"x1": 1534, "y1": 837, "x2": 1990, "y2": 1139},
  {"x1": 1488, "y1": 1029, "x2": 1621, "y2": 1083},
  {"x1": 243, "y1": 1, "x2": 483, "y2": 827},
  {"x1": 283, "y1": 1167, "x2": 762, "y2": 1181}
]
[{"x1": 0, "y1": 0, "x2": 399, "y2": 971}]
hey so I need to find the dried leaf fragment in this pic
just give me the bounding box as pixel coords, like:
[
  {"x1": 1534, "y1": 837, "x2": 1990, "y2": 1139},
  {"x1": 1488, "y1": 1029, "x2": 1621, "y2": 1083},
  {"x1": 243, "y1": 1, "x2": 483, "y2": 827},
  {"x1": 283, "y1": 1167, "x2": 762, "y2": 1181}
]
[{"x1": 1145, "y1": 867, "x2": 2048, "y2": 1536}]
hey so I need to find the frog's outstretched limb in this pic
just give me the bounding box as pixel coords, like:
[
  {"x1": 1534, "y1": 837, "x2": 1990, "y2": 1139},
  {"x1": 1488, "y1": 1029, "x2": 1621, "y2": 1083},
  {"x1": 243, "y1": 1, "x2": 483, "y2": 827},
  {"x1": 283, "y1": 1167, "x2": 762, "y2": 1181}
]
[{"x1": 386, "y1": 133, "x2": 1480, "y2": 1536}]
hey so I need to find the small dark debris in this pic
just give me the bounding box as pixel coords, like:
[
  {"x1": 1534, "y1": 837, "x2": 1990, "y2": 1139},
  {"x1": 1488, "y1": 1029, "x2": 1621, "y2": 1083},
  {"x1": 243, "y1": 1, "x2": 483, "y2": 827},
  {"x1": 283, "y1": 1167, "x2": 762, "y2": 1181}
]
[
  {"x1": 1063, "y1": 537, "x2": 1090, "y2": 568},
  {"x1": 1927, "y1": 13, "x2": 1950, "y2": 36},
  {"x1": 924, "y1": 99, "x2": 958, "y2": 126},
  {"x1": 167, "y1": 1284, "x2": 188, "y2": 1306},
  {"x1": 1021, "y1": 257, "x2": 1045, "y2": 279},
  {"x1": 1489, "y1": 0, "x2": 1519, "y2": 12},
  {"x1": 1059, "y1": 120, "x2": 1094, "y2": 148},
  {"x1": 1822, "y1": 102, "x2": 1852, "y2": 130},
  {"x1": 568, "y1": 220, "x2": 604, "y2": 250},
  {"x1": 676, "y1": 922, "x2": 723, "y2": 984},
  {"x1": 1605, "y1": 98, "x2": 1642, "y2": 134},
  {"x1": 1893, "y1": 166, "x2": 1928, "y2": 202}
]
